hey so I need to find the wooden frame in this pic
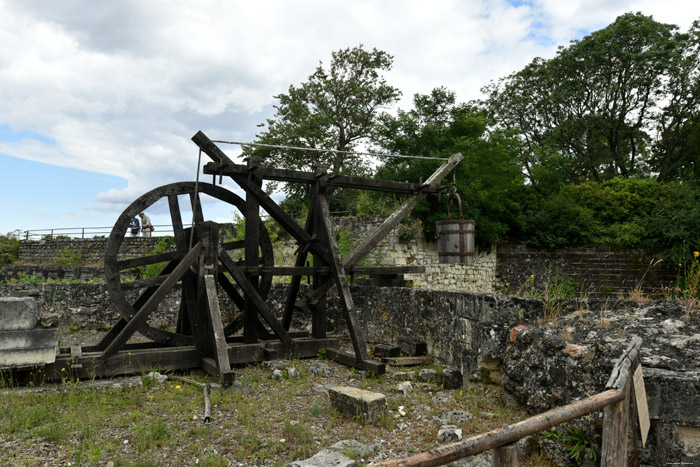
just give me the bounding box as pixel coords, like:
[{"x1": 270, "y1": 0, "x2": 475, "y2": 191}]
[{"x1": 77, "y1": 131, "x2": 462, "y2": 383}]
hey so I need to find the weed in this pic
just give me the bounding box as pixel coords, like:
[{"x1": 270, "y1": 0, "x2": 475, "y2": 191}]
[{"x1": 544, "y1": 423, "x2": 597, "y2": 465}]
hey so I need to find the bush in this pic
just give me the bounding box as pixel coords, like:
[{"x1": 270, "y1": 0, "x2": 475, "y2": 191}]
[{"x1": 0, "y1": 234, "x2": 19, "y2": 264}]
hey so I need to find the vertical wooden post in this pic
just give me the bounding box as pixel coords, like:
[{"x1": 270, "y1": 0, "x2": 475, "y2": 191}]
[
  {"x1": 492, "y1": 442, "x2": 519, "y2": 466},
  {"x1": 195, "y1": 221, "x2": 220, "y2": 355},
  {"x1": 311, "y1": 167, "x2": 330, "y2": 339},
  {"x1": 244, "y1": 158, "x2": 261, "y2": 343}
]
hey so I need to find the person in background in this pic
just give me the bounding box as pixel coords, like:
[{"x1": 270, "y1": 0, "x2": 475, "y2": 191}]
[
  {"x1": 129, "y1": 216, "x2": 140, "y2": 237},
  {"x1": 139, "y1": 212, "x2": 153, "y2": 238}
]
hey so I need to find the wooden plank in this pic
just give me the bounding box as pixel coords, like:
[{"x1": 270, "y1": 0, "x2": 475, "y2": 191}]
[
  {"x1": 202, "y1": 161, "x2": 445, "y2": 194},
  {"x1": 325, "y1": 348, "x2": 385, "y2": 375},
  {"x1": 344, "y1": 152, "x2": 463, "y2": 269},
  {"x1": 381, "y1": 356, "x2": 431, "y2": 366},
  {"x1": 218, "y1": 246, "x2": 292, "y2": 344},
  {"x1": 601, "y1": 378, "x2": 630, "y2": 466},
  {"x1": 371, "y1": 389, "x2": 624, "y2": 467},
  {"x1": 102, "y1": 243, "x2": 202, "y2": 359},
  {"x1": 318, "y1": 193, "x2": 371, "y2": 367},
  {"x1": 168, "y1": 194, "x2": 187, "y2": 252},
  {"x1": 244, "y1": 161, "x2": 262, "y2": 343},
  {"x1": 117, "y1": 251, "x2": 185, "y2": 270},
  {"x1": 204, "y1": 274, "x2": 233, "y2": 381}
]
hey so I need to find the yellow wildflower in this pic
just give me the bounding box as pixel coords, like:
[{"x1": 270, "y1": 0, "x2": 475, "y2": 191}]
[
  {"x1": 694, "y1": 251, "x2": 699, "y2": 258},
  {"x1": 530, "y1": 274, "x2": 534, "y2": 279}
]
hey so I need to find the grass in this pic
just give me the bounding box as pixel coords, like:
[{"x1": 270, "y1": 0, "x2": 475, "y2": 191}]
[{"x1": 0, "y1": 358, "x2": 550, "y2": 466}]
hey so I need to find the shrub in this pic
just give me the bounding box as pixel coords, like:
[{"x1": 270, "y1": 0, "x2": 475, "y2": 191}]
[{"x1": 0, "y1": 235, "x2": 19, "y2": 264}]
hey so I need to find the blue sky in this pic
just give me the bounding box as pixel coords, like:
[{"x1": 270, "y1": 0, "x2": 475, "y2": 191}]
[{"x1": 2, "y1": 0, "x2": 699, "y2": 237}]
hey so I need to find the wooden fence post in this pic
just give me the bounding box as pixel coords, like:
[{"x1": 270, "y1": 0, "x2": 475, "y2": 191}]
[
  {"x1": 492, "y1": 442, "x2": 518, "y2": 466},
  {"x1": 601, "y1": 336, "x2": 641, "y2": 466}
]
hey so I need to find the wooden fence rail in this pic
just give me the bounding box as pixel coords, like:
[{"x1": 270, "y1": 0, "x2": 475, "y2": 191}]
[{"x1": 373, "y1": 336, "x2": 643, "y2": 467}]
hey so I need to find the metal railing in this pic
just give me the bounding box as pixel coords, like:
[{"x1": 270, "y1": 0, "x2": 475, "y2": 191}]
[
  {"x1": 22, "y1": 225, "x2": 177, "y2": 240},
  {"x1": 20, "y1": 212, "x2": 357, "y2": 241}
]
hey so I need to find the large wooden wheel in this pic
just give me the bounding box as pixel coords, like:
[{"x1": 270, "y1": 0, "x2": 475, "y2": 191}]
[{"x1": 103, "y1": 182, "x2": 274, "y2": 346}]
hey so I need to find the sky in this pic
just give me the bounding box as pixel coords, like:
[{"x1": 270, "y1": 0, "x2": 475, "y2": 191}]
[{"x1": 2, "y1": 0, "x2": 699, "y2": 238}]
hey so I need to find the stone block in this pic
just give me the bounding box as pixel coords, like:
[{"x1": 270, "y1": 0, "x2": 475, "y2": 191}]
[
  {"x1": 0, "y1": 328, "x2": 59, "y2": 367},
  {"x1": 374, "y1": 343, "x2": 400, "y2": 358},
  {"x1": 442, "y1": 367, "x2": 463, "y2": 389},
  {"x1": 398, "y1": 336, "x2": 427, "y2": 356},
  {"x1": 328, "y1": 386, "x2": 386, "y2": 422},
  {"x1": 0, "y1": 297, "x2": 40, "y2": 331}
]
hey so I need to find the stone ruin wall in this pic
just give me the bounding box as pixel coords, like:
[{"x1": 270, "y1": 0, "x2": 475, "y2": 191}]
[
  {"x1": 11, "y1": 216, "x2": 677, "y2": 297},
  {"x1": 1, "y1": 281, "x2": 698, "y2": 464}
]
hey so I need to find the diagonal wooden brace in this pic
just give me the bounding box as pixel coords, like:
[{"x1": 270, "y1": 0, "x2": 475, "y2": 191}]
[
  {"x1": 218, "y1": 246, "x2": 293, "y2": 345},
  {"x1": 102, "y1": 243, "x2": 202, "y2": 359}
]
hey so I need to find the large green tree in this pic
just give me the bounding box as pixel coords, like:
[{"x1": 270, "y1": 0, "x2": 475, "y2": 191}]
[
  {"x1": 245, "y1": 45, "x2": 401, "y2": 211},
  {"x1": 377, "y1": 87, "x2": 523, "y2": 246},
  {"x1": 483, "y1": 12, "x2": 699, "y2": 184}
]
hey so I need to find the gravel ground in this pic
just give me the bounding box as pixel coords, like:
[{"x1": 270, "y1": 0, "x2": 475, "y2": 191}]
[{"x1": 1, "y1": 329, "x2": 545, "y2": 467}]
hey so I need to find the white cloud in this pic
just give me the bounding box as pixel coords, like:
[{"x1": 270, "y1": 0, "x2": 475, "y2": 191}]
[{"x1": 1, "y1": 0, "x2": 699, "y2": 231}]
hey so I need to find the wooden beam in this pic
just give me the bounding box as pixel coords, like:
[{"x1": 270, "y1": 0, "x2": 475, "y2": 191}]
[
  {"x1": 218, "y1": 246, "x2": 292, "y2": 344},
  {"x1": 202, "y1": 161, "x2": 444, "y2": 194},
  {"x1": 204, "y1": 274, "x2": 234, "y2": 384},
  {"x1": 371, "y1": 389, "x2": 624, "y2": 467},
  {"x1": 318, "y1": 193, "x2": 371, "y2": 369},
  {"x1": 102, "y1": 243, "x2": 202, "y2": 359},
  {"x1": 325, "y1": 348, "x2": 385, "y2": 375},
  {"x1": 117, "y1": 250, "x2": 185, "y2": 270},
  {"x1": 296, "y1": 153, "x2": 462, "y2": 310}
]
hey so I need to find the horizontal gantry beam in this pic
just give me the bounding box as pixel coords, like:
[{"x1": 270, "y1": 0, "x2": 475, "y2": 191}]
[{"x1": 192, "y1": 131, "x2": 445, "y2": 194}]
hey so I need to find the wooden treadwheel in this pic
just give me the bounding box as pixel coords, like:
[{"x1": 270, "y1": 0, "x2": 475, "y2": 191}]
[{"x1": 103, "y1": 182, "x2": 274, "y2": 346}]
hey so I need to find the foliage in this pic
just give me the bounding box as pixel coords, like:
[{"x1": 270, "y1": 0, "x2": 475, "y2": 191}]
[
  {"x1": 131, "y1": 237, "x2": 175, "y2": 279},
  {"x1": 0, "y1": 234, "x2": 19, "y2": 264},
  {"x1": 483, "y1": 13, "x2": 700, "y2": 184},
  {"x1": 56, "y1": 247, "x2": 85, "y2": 266},
  {"x1": 544, "y1": 423, "x2": 598, "y2": 465},
  {"x1": 377, "y1": 87, "x2": 523, "y2": 247},
  {"x1": 396, "y1": 217, "x2": 423, "y2": 243},
  {"x1": 245, "y1": 44, "x2": 401, "y2": 211}
]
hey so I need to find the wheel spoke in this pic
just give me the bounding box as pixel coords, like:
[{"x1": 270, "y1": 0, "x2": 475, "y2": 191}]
[{"x1": 169, "y1": 194, "x2": 187, "y2": 251}]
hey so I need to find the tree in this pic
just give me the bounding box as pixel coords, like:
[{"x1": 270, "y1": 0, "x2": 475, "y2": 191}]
[
  {"x1": 483, "y1": 12, "x2": 684, "y2": 184},
  {"x1": 652, "y1": 20, "x2": 700, "y2": 181},
  {"x1": 377, "y1": 88, "x2": 524, "y2": 246},
  {"x1": 245, "y1": 45, "x2": 401, "y2": 210}
]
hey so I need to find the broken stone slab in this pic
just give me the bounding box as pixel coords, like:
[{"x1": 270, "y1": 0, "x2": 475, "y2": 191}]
[
  {"x1": 286, "y1": 439, "x2": 373, "y2": 467},
  {"x1": 328, "y1": 386, "x2": 386, "y2": 422},
  {"x1": 418, "y1": 368, "x2": 438, "y2": 382},
  {"x1": 0, "y1": 297, "x2": 40, "y2": 331},
  {"x1": 0, "y1": 328, "x2": 59, "y2": 367},
  {"x1": 438, "y1": 424, "x2": 463, "y2": 442},
  {"x1": 442, "y1": 367, "x2": 463, "y2": 389},
  {"x1": 432, "y1": 410, "x2": 473, "y2": 425}
]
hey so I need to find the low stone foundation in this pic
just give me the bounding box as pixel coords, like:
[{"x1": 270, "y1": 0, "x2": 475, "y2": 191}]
[{"x1": 0, "y1": 281, "x2": 697, "y2": 463}]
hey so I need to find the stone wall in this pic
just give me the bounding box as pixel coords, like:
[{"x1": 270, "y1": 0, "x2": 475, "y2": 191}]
[
  {"x1": 17, "y1": 237, "x2": 162, "y2": 266},
  {"x1": 15, "y1": 217, "x2": 680, "y2": 296},
  {"x1": 495, "y1": 243, "x2": 678, "y2": 298},
  {"x1": 0, "y1": 281, "x2": 697, "y2": 463}
]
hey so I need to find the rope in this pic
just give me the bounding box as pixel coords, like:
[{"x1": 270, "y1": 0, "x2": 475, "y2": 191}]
[
  {"x1": 211, "y1": 139, "x2": 445, "y2": 161},
  {"x1": 189, "y1": 148, "x2": 202, "y2": 249}
]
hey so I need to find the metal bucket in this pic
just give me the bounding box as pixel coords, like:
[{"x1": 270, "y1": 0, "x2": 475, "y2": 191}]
[{"x1": 436, "y1": 219, "x2": 475, "y2": 264}]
